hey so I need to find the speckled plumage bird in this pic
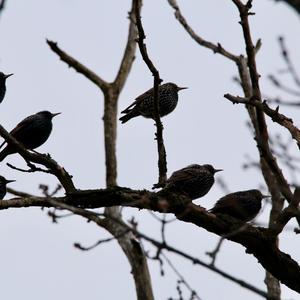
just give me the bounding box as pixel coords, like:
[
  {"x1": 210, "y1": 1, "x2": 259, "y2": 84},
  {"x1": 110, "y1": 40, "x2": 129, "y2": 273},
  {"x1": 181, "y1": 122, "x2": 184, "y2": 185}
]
[
  {"x1": 164, "y1": 164, "x2": 222, "y2": 200},
  {"x1": 210, "y1": 189, "x2": 270, "y2": 222},
  {"x1": 0, "y1": 176, "x2": 15, "y2": 199},
  {"x1": 119, "y1": 82, "x2": 187, "y2": 123},
  {"x1": 0, "y1": 72, "x2": 13, "y2": 104},
  {"x1": 0, "y1": 111, "x2": 60, "y2": 162}
]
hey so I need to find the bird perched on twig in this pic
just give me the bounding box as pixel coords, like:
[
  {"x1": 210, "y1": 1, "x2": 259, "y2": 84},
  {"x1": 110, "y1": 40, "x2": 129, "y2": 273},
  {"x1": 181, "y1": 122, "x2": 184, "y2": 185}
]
[
  {"x1": 119, "y1": 82, "x2": 187, "y2": 123},
  {"x1": 164, "y1": 164, "x2": 222, "y2": 200},
  {"x1": 0, "y1": 111, "x2": 61, "y2": 162},
  {"x1": 0, "y1": 72, "x2": 13, "y2": 104},
  {"x1": 210, "y1": 189, "x2": 270, "y2": 222},
  {"x1": 0, "y1": 175, "x2": 15, "y2": 199}
]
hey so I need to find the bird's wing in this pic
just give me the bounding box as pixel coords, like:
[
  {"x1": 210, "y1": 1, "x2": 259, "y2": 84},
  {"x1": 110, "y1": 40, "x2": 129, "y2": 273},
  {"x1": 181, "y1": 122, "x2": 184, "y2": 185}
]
[
  {"x1": 0, "y1": 116, "x2": 34, "y2": 149},
  {"x1": 167, "y1": 167, "x2": 199, "y2": 184},
  {"x1": 9, "y1": 115, "x2": 35, "y2": 140},
  {"x1": 210, "y1": 195, "x2": 237, "y2": 212},
  {"x1": 121, "y1": 99, "x2": 139, "y2": 114},
  {"x1": 121, "y1": 87, "x2": 153, "y2": 114}
]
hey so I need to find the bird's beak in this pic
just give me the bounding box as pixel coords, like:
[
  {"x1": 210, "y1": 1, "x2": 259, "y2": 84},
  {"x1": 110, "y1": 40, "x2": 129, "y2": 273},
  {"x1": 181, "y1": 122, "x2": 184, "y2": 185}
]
[
  {"x1": 4, "y1": 73, "x2": 13, "y2": 79},
  {"x1": 5, "y1": 179, "x2": 15, "y2": 184},
  {"x1": 51, "y1": 112, "x2": 61, "y2": 118},
  {"x1": 214, "y1": 169, "x2": 223, "y2": 173},
  {"x1": 177, "y1": 86, "x2": 188, "y2": 91}
]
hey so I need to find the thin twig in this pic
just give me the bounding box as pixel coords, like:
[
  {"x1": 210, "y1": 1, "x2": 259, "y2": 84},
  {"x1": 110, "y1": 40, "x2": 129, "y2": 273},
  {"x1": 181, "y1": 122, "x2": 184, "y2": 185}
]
[
  {"x1": 167, "y1": 0, "x2": 239, "y2": 62},
  {"x1": 206, "y1": 238, "x2": 225, "y2": 266},
  {"x1": 74, "y1": 229, "x2": 131, "y2": 251},
  {"x1": 224, "y1": 93, "x2": 300, "y2": 147},
  {"x1": 7, "y1": 162, "x2": 51, "y2": 174},
  {"x1": 162, "y1": 253, "x2": 203, "y2": 300},
  {"x1": 278, "y1": 36, "x2": 300, "y2": 87},
  {"x1": 134, "y1": 0, "x2": 167, "y2": 186},
  {"x1": 268, "y1": 74, "x2": 300, "y2": 96}
]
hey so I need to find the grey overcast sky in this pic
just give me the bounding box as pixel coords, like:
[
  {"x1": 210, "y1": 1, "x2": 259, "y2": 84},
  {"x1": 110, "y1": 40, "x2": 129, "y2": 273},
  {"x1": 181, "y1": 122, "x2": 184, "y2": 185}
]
[{"x1": 0, "y1": 1, "x2": 299, "y2": 299}]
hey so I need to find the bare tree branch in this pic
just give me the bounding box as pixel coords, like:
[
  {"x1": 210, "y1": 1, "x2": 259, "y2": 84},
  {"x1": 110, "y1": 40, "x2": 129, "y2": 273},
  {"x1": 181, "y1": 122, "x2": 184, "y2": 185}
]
[
  {"x1": 43, "y1": 198, "x2": 268, "y2": 299},
  {"x1": 0, "y1": 124, "x2": 75, "y2": 192},
  {"x1": 224, "y1": 93, "x2": 300, "y2": 147},
  {"x1": 134, "y1": 0, "x2": 167, "y2": 186},
  {"x1": 1, "y1": 188, "x2": 300, "y2": 294},
  {"x1": 46, "y1": 40, "x2": 109, "y2": 91},
  {"x1": 168, "y1": 0, "x2": 240, "y2": 63},
  {"x1": 47, "y1": 2, "x2": 154, "y2": 299}
]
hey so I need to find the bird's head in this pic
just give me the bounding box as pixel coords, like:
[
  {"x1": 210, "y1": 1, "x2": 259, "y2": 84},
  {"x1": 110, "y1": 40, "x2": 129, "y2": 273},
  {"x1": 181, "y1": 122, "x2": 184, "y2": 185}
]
[
  {"x1": 249, "y1": 189, "x2": 271, "y2": 201},
  {"x1": 37, "y1": 111, "x2": 61, "y2": 119},
  {"x1": 203, "y1": 164, "x2": 223, "y2": 175},
  {"x1": 166, "y1": 82, "x2": 188, "y2": 92},
  {"x1": 0, "y1": 176, "x2": 15, "y2": 186},
  {"x1": 0, "y1": 72, "x2": 13, "y2": 81}
]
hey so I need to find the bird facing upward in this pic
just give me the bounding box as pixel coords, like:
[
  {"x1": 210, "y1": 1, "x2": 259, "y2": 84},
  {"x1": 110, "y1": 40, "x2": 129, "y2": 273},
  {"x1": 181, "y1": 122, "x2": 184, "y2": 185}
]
[
  {"x1": 164, "y1": 164, "x2": 222, "y2": 200},
  {"x1": 119, "y1": 82, "x2": 187, "y2": 123},
  {"x1": 0, "y1": 110, "x2": 60, "y2": 162},
  {"x1": 0, "y1": 175, "x2": 15, "y2": 200},
  {"x1": 0, "y1": 72, "x2": 13, "y2": 104},
  {"x1": 210, "y1": 189, "x2": 270, "y2": 222}
]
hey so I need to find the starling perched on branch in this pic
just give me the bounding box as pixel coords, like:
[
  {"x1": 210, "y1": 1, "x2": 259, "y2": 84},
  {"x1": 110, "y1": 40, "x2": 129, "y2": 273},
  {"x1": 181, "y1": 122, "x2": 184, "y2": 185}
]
[
  {"x1": 0, "y1": 176, "x2": 15, "y2": 199},
  {"x1": 210, "y1": 189, "x2": 270, "y2": 222},
  {"x1": 0, "y1": 111, "x2": 61, "y2": 162},
  {"x1": 0, "y1": 72, "x2": 13, "y2": 103},
  {"x1": 164, "y1": 164, "x2": 222, "y2": 200},
  {"x1": 119, "y1": 82, "x2": 187, "y2": 123}
]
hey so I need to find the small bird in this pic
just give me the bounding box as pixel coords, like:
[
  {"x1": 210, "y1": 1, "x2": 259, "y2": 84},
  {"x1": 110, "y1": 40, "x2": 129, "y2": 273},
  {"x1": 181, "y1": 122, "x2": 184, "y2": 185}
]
[
  {"x1": 0, "y1": 111, "x2": 61, "y2": 162},
  {"x1": 119, "y1": 82, "x2": 187, "y2": 123},
  {"x1": 0, "y1": 176, "x2": 15, "y2": 199},
  {"x1": 164, "y1": 164, "x2": 222, "y2": 200},
  {"x1": 0, "y1": 72, "x2": 13, "y2": 103},
  {"x1": 210, "y1": 189, "x2": 270, "y2": 222}
]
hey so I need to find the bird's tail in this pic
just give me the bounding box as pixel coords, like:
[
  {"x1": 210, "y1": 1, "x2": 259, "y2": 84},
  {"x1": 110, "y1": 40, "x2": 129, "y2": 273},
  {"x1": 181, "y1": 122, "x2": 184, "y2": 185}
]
[{"x1": 119, "y1": 111, "x2": 138, "y2": 124}]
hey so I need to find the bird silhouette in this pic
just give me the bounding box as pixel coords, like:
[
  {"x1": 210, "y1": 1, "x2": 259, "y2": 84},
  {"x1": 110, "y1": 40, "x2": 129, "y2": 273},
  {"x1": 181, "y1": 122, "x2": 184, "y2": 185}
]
[
  {"x1": 0, "y1": 176, "x2": 15, "y2": 199},
  {"x1": 210, "y1": 189, "x2": 270, "y2": 222},
  {"x1": 164, "y1": 164, "x2": 222, "y2": 200},
  {"x1": 119, "y1": 82, "x2": 187, "y2": 123},
  {"x1": 0, "y1": 111, "x2": 60, "y2": 162},
  {"x1": 0, "y1": 72, "x2": 13, "y2": 103}
]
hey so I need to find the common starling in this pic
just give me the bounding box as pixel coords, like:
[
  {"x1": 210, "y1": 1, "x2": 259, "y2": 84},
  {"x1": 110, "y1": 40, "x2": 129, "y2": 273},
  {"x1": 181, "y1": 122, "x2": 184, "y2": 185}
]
[
  {"x1": 119, "y1": 82, "x2": 187, "y2": 123},
  {"x1": 0, "y1": 111, "x2": 60, "y2": 162},
  {"x1": 164, "y1": 164, "x2": 222, "y2": 200},
  {"x1": 0, "y1": 72, "x2": 13, "y2": 103},
  {"x1": 0, "y1": 176, "x2": 15, "y2": 199},
  {"x1": 210, "y1": 189, "x2": 270, "y2": 222}
]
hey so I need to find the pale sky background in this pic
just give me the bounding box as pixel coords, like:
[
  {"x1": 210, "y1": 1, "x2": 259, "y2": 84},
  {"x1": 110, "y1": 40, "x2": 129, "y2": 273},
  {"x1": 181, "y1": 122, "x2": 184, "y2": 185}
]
[{"x1": 0, "y1": 1, "x2": 299, "y2": 299}]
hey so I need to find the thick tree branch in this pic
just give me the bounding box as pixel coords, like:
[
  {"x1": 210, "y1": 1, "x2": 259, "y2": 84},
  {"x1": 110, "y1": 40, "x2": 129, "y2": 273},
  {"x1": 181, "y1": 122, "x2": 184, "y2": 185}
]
[
  {"x1": 47, "y1": 2, "x2": 154, "y2": 299},
  {"x1": 269, "y1": 187, "x2": 300, "y2": 236},
  {"x1": 1, "y1": 188, "x2": 300, "y2": 294}
]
